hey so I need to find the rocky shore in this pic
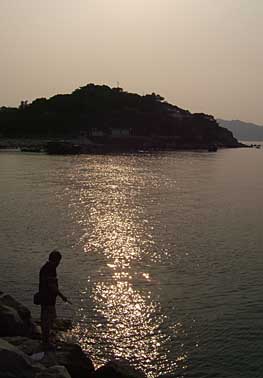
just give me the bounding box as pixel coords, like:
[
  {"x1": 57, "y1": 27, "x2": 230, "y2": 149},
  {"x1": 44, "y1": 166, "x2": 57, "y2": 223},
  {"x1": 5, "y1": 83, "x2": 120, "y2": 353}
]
[
  {"x1": 0, "y1": 292, "x2": 151, "y2": 378},
  {"x1": 0, "y1": 136, "x2": 246, "y2": 155}
]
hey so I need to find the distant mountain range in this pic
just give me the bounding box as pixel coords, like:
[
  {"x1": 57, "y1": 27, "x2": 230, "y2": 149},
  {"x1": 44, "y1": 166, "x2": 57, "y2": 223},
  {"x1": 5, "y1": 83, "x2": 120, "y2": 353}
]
[{"x1": 217, "y1": 119, "x2": 263, "y2": 141}]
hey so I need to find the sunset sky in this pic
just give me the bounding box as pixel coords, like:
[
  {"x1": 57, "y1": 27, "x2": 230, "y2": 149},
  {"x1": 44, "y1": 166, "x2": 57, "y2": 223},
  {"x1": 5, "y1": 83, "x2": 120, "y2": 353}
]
[{"x1": 1, "y1": 0, "x2": 263, "y2": 124}]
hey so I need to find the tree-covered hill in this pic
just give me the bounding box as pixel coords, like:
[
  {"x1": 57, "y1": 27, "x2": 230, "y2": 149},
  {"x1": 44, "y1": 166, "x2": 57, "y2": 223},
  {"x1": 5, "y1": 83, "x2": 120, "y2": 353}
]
[{"x1": 0, "y1": 84, "x2": 240, "y2": 149}]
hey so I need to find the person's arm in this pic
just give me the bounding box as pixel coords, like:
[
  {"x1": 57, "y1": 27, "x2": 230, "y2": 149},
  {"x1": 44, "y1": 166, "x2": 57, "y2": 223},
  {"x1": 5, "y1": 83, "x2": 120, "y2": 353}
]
[{"x1": 58, "y1": 290, "x2": 68, "y2": 302}]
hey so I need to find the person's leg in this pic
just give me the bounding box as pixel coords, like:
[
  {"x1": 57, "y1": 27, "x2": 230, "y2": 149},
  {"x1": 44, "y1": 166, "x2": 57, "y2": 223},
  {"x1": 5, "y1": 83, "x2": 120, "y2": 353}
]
[
  {"x1": 49, "y1": 305, "x2": 57, "y2": 343},
  {"x1": 41, "y1": 305, "x2": 51, "y2": 348}
]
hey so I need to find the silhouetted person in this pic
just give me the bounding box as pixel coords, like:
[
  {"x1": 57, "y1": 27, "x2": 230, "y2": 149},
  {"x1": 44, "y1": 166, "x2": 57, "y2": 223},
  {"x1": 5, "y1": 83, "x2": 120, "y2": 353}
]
[{"x1": 39, "y1": 250, "x2": 67, "y2": 349}]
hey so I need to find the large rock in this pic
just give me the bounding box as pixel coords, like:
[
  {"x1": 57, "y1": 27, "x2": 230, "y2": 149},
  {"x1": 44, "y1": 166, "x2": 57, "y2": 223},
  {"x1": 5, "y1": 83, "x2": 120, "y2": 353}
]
[
  {"x1": 36, "y1": 365, "x2": 71, "y2": 378},
  {"x1": 91, "y1": 359, "x2": 146, "y2": 378},
  {"x1": 0, "y1": 303, "x2": 25, "y2": 336},
  {"x1": 0, "y1": 294, "x2": 36, "y2": 337},
  {"x1": 3, "y1": 336, "x2": 43, "y2": 355},
  {"x1": 4, "y1": 336, "x2": 95, "y2": 378},
  {"x1": 0, "y1": 338, "x2": 35, "y2": 378},
  {"x1": 0, "y1": 294, "x2": 31, "y2": 321},
  {"x1": 42, "y1": 342, "x2": 95, "y2": 378}
]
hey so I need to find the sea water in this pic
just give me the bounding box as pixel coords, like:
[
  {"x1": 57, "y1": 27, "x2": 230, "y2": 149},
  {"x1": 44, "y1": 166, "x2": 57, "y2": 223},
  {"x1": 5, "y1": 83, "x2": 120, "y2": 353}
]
[{"x1": 0, "y1": 145, "x2": 263, "y2": 378}]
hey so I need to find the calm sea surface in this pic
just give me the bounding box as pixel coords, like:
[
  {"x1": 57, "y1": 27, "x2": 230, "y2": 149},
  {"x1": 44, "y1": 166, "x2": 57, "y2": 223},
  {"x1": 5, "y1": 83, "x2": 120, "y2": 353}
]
[{"x1": 1, "y1": 146, "x2": 263, "y2": 378}]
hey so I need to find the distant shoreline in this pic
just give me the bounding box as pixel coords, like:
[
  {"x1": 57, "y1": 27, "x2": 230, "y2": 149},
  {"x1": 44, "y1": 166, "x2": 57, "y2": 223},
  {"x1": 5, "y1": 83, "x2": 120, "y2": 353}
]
[{"x1": 0, "y1": 137, "x2": 247, "y2": 154}]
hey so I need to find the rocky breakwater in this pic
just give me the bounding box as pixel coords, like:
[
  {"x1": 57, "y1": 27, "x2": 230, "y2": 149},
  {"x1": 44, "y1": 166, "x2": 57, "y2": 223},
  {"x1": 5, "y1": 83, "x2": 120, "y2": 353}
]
[{"x1": 0, "y1": 292, "x2": 156, "y2": 378}]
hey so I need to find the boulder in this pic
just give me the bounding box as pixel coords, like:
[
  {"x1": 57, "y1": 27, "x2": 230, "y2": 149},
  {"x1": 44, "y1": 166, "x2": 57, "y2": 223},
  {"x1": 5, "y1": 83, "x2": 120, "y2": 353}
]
[
  {"x1": 0, "y1": 303, "x2": 25, "y2": 336},
  {"x1": 0, "y1": 294, "x2": 35, "y2": 337},
  {"x1": 0, "y1": 294, "x2": 31, "y2": 321},
  {"x1": 35, "y1": 365, "x2": 71, "y2": 378},
  {"x1": 0, "y1": 338, "x2": 35, "y2": 378},
  {"x1": 41, "y1": 342, "x2": 95, "y2": 378},
  {"x1": 3, "y1": 336, "x2": 43, "y2": 355},
  {"x1": 91, "y1": 359, "x2": 146, "y2": 378},
  {"x1": 3, "y1": 337, "x2": 95, "y2": 378}
]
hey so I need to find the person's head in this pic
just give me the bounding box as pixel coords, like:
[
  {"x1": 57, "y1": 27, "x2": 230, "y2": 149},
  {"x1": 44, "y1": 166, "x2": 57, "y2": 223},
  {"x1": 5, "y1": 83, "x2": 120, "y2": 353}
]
[{"x1": 49, "y1": 250, "x2": 62, "y2": 267}]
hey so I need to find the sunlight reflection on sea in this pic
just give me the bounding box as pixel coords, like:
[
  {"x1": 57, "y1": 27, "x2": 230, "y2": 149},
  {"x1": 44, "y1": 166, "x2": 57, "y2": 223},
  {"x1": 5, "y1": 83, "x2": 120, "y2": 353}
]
[{"x1": 65, "y1": 157, "x2": 187, "y2": 376}]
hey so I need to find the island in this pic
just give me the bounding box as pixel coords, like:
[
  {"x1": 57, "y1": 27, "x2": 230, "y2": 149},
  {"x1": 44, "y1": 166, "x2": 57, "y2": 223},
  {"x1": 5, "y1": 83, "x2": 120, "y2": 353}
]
[{"x1": 0, "y1": 84, "x2": 242, "y2": 152}]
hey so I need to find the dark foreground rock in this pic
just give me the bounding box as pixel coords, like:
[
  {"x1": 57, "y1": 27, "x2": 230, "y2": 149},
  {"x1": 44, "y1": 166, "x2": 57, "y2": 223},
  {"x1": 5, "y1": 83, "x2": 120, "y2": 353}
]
[
  {"x1": 0, "y1": 293, "x2": 36, "y2": 337},
  {"x1": 41, "y1": 342, "x2": 95, "y2": 378},
  {"x1": 3, "y1": 336, "x2": 44, "y2": 355},
  {"x1": 0, "y1": 338, "x2": 36, "y2": 378},
  {"x1": 3, "y1": 336, "x2": 95, "y2": 378},
  {"x1": 91, "y1": 359, "x2": 146, "y2": 378},
  {"x1": 0, "y1": 337, "x2": 75, "y2": 378},
  {"x1": 35, "y1": 366, "x2": 71, "y2": 378}
]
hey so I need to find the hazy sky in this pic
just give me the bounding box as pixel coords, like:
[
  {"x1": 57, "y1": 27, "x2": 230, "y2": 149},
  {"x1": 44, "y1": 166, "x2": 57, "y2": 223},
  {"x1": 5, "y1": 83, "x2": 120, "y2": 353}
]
[{"x1": 1, "y1": 0, "x2": 263, "y2": 124}]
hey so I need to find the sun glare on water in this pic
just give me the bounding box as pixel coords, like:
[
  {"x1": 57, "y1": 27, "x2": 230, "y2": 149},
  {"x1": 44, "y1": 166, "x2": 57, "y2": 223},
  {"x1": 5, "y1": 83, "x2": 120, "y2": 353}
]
[{"x1": 66, "y1": 158, "x2": 188, "y2": 376}]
